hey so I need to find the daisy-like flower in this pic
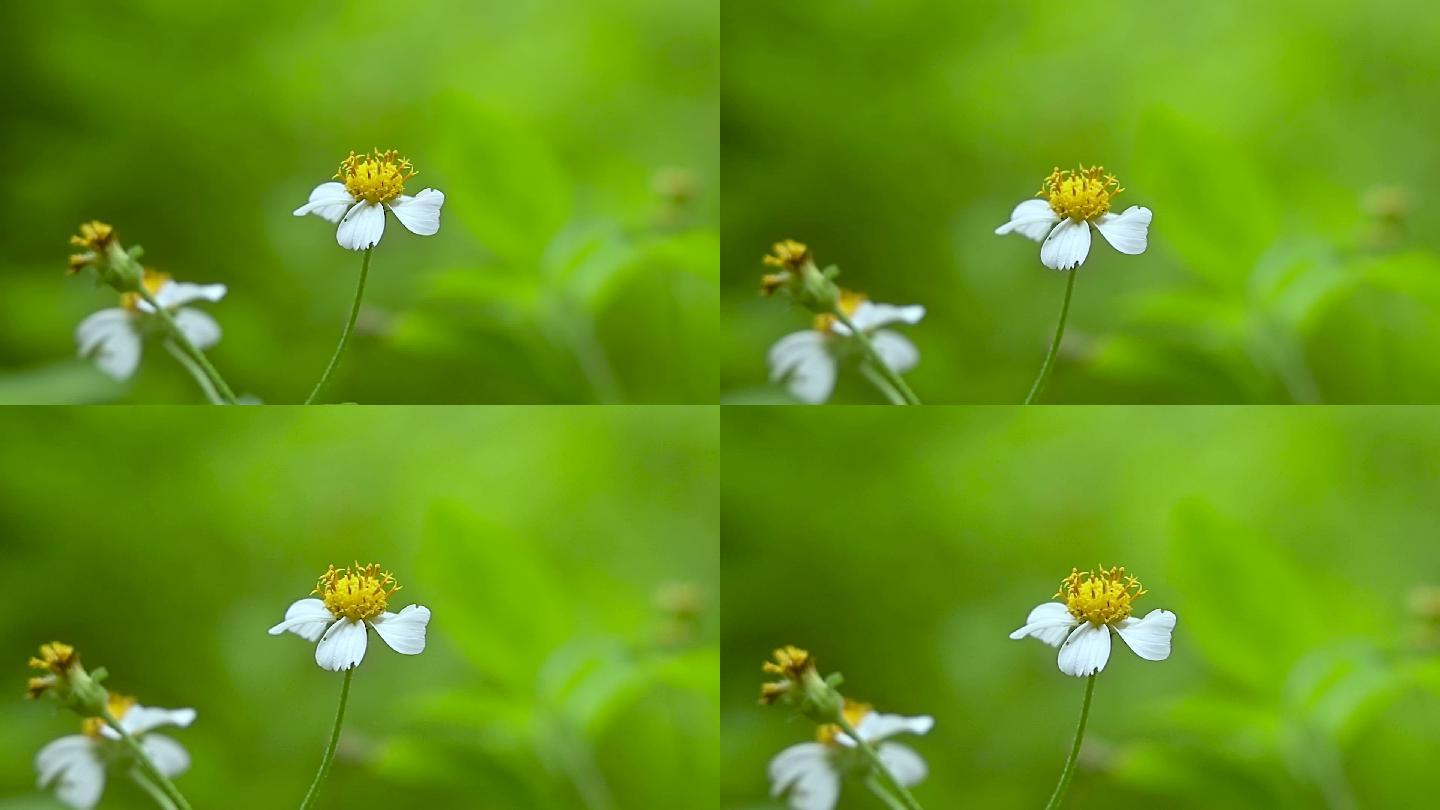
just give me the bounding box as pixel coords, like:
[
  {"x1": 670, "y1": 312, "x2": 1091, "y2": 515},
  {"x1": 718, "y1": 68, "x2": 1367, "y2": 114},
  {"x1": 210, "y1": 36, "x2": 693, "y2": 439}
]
[
  {"x1": 1010, "y1": 565, "x2": 1176, "y2": 677},
  {"x1": 268, "y1": 563, "x2": 431, "y2": 672},
  {"x1": 995, "y1": 165, "x2": 1153, "y2": 270},
  {"x1": 768, "y1": 699, "x2": 934, "y2": 810},
  {"x1": 35, "y1": 692, "x2": 195, "y2": 810},
  {"x1": 293, "y1": 149, "x2": 445, "y2": 251},
  {"x1": 76, "y1": 268, "x2": 225, "y2": 381},
  {"x1": 768, "y1": 289, "x2": 924, "y2": 404}
]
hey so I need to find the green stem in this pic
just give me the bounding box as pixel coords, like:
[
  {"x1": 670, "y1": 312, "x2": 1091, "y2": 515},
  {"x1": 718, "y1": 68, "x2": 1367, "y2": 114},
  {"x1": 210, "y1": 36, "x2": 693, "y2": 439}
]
[
  {"x1": 129, "y1": 767, "x2": 178, "y2": 810},
  {"x1": 865, "y1": 773, "x2": 910, "y2": 810},
  {"x1": 163, "y1": 341, "x2": 223, "y2": 404},
  {"x1": 831, "y1": 308, "x2": 921, "y2": 405},
  {"x1": 1026, "y1": 268, "x2": 1077, "y2": 404},
  {"x1": 137, "y1": 288, "x2": 238, "y2": 404},
  {"x1": 299, "y1": 667, "x2": 354, "y2": 810},
  {"x1": 101, "y1": 712, "x2": 192, "y2": 810},
  {"x1": 1044, "y1": 674, "x2": 1096, "y2": 810},
  {"x1": 835, "y1": 713, "x2": 925, "y2": 810},
  {"x1": 306, "y1": 247, "x2": 373, "y2": 404},
  {"x1": 859, "y1": 364, "x2": 906, "y2": 405}
]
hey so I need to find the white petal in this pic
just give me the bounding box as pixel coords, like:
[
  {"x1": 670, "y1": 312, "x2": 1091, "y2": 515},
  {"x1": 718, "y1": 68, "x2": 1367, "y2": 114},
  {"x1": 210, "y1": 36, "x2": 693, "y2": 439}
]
[
  {"x1": 877, "y1": 742, "x2": 928, "y2": 787},
  {"x1": 294, "y1": 182, "x2": 356, "y2": 223},
  {"x1": 1009, "y1": 602, "x2": 1078, "y2": 648},
  {"x1": 106, "y1": 705, "x2": 196, "y2": 738},
  {"x1": 336, "y1": 201, "x2": 386, "y2": 251},
  {"x1": 841, "y1": 712, "x2": 934, "y2": 746},
  {"x1": 1040, "y1": 219, "x2": 1092, "y2": 270},
  {"x1": 1094, "y1": 205, "x2": 1152, "y2": 255},
  {"x1": 841, "y1": 301, "x2": 926, "y2": 333},
  {"x1": 140, "y1": 734, "x2": 191, "y2": 778},
  {"x1": 76, "y1": 309, "x2": 142, "y2": 381},
  {"x1": 144, "y1": 281, "x2": 227, "y2": 311},
  {"x1": 315, "y1": 617, "x2": 369, "y2": 671},
  {"x1": 268, "y1": 598, "x2": 335, "y2": 642},
  {"x1": 768, "y1": 742, "x2": 840, "y2": 810},
  {"x1": 1115, "y1": 609, "x2": 1176, "y2": 661},
  {"x1": 1057, "y1": 623, "x2": 1112, "y2": 677},
  {"x1": 867, "y1": 330, "x2": 919, "y2": 374},
  {"x1": 35, "y1": 735, "x2": 105, "y2": 810},
  {"x1": 370, "y1": 604, "x2": 431, "y2": 655},
  {"x1": 171, "y1": 309, "x2": 222, "y2": 350},
  {"x1": 767, "y1": 331, "x2": 837, "y2": 404},
  {"x1": 387, "y1": 188, "x2": 444, "y2": 236},
  {"x1": 995, "y1": 199, "x2": 1060, "y2": 242}
]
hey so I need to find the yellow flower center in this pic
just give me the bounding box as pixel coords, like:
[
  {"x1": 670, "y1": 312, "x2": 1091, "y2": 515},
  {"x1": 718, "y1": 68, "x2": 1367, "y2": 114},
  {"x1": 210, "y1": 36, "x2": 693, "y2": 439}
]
[
  {"x1": 817, "y1": 699, "x2": 873, "y2": 746},
  {"x1": 315, "y1": 562, "x2": 401, "y2": 622},
  {"x1": 28, "y1": 641, "x2": 78, "y2": 675},
  {"x1": 337, "y1": 149, "x2": 416, "y2": 205},
  {"x1": 69, "y1": 221, "x2": 116, "y2": 252},
  {"x1": 120, "y1": 268, "x2": 172, "y2": 312},
  {"x1": 1040, "y1": 165, "x2": 1123, "y2": 223},
  {"x1": 813, "y1": 289, "x2": 866, "y2": 334},
  {"x1": 83, "y1": 693, "x2": 135, "y2": 738},
  {"x1": 1058, "y1": 565, "x2": 1146, "y2": 626}
]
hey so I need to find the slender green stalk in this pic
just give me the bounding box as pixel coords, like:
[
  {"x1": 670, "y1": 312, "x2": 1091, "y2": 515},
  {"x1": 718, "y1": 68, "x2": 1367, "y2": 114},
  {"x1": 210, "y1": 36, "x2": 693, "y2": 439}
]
[
  {"x1": 859, "y1": 364, "x2": 906, "y2": 405},
  {"x1": 831, "y1": 308, "x2": 921, "y2": 405},
  {"x1": 1044, "y1": 674, "x2": 1097, "y2": 810},
  {"x1": 834, "y1": 713, "x2": 925, "y2": 810},
  {"x1": 1025, "y1": 269, "x2": 1078, "y2": 404},
  {"x1": 163, "y1": 341, "x2": 222, "y2": 404},
  {"x1": 101, "y1": 712, "x2": 192, "y2": 810},
  {"x1": 299, "y1": 668, "x2": 355, "y2": 810},
  {"x1": 865, "y1": 774, "x2": 910, "y2": 810},
  {"x1": 136, "y1": 288, "x2": 238, "y2": 404},
  {"x1": 306, "y1": 247, "x2": 373, "y2": 404},
  {"x1": 129, "y1": 767, "x2": 178, "y2": 810}
]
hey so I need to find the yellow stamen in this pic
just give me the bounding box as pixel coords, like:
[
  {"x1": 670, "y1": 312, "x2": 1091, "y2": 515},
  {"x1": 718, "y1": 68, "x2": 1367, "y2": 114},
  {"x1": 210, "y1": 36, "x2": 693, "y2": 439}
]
[
  {"x1": 817, "y1": 699, "x2": 873, "y2": 746},
  {"x1": 762, "y1": 645, "x2": 814, "y2": 680},
  {"x1": 762, "y1": 240, "x2": 811, "y2": 273},
  {"x1": 82, "y1": 693, "x2": 135, "y2": 738},
  {"x1": 29, "y1": 641, "x2": 78, "y2": 675},
  {"x1": 1057, "y1": 565, "x2": 1146, "y2": 626},
  {"x1": 336, "y1": 148, "x2": 416, "y2": 205},
  {"x1": 69, "y1": 221, "x2": 115, "y2": 253},
  {"x1": 315, "y1": 562, "x2": 401, "y2": 622},
  {"x1": 813, "y1": 288, "x2": 866, "y2": 333},
  {"x1": 1039, "y1": 165, "x2": 1123, "y2": 223},
  {"x1": 120, "y1": 268, "x2": 172, "y2": 311}
]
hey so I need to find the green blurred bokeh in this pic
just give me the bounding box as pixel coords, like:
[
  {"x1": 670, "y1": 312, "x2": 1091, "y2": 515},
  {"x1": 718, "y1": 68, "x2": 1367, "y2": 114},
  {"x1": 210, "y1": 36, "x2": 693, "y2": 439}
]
[
  {"x1": 723, "y1": 407, "x2": 1440, "y2": 808},
  {"x1": 0, "y1": 407, "x2": 718, "y2": 808},
  {"x1": 723, "y1": 0, "x2": 1440, "y2": 403},
  {"x1": 0, "y1": 0, "x2": 718, "y2": 404}
]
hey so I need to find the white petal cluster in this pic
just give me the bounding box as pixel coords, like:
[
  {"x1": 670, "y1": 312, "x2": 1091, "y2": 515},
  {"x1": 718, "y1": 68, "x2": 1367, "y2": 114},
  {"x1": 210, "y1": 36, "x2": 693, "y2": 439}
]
[
  {"x1": 294, "y1": 182, "x2": 445, "y2": 251},
  {"x1": 768, "y1": 711, "x2": 933, "y2": 810},
  {"x1": 35, "y1": 705, "x2": 195, "y2": 810},
  {"x1": 76, "y1": 279, "x2": 226, "y2": 381},
  {"x1": 995, "y1": 198, "x2": 1153, "y2": 270},
  {"x1": 768, "y1": 301, "x2": 925, "y2": 404},
  {"x1": 268, "y1": 597, "x2": 431, "y2": 672},
  {"x1": 1010, "y1": 601, "x2": 1176, "y2": 676}
]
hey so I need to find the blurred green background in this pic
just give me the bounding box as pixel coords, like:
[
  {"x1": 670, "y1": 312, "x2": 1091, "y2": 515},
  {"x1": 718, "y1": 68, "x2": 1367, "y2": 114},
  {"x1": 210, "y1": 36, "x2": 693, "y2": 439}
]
[
  {"x1": 723, "y1": 407, "x2": 1440, "y2": 808},
  {"x1": 0, "y1": 407, "x2": 718, "y2": 809},
  {"x1": 0, "y1": 0, "x2": 717, "y2": 404},
  {"x1": 723, "y1": 0, "x2": 1440, "y2": 403}
]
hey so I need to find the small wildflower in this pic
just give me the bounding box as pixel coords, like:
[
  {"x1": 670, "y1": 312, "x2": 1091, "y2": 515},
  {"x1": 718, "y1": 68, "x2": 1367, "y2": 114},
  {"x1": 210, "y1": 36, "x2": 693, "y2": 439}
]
[
  {"x1": 268, "y1": 562, "x2": 431, "y2": 671},
  {"x1": 767, "y1": 289, "x2": 924, "y2": 404},
  {"x1": 1009, "y1": 565, "x2": 1176, "y2": 676},
  {"x1": 995, "y1": 165, "x2": 1153, "y2": 270},
  {"x1": 768, "y1": 698, "x2": 934, "y2": 810},
  {"x1": 35, "y1": 691, "x2": 195, "y2": 810},
  {"x1": 294, "y1": 149, "x2": 445, "y2": 251},
  {"x1": 75, "y1": 268, "x2": 226, "y2": 381},
  {"x1": 67, "y1": 222, "x2": 116, "y2": 274}
]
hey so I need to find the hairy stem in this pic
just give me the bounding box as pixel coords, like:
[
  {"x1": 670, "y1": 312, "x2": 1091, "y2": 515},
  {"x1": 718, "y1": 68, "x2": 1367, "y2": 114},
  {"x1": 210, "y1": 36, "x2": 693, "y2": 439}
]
[
  {"x1": 298, "y1": 668, "x2": 354, "y2": 810},
  {"x1": 1044, "y1": 674, "x2": 1096, "y2": 810},
  {"x1": 1026, "y1": 269, "x2": 1077, "y2": 404},
  {"x1": 306, "y1": 247, "x2": 373, "y2": 404}
]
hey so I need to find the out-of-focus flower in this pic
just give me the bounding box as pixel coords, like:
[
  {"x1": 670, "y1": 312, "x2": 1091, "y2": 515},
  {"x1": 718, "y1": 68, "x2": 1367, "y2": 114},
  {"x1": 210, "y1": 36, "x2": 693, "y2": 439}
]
[
  {"x1": 294, "y1": 149, "x2": 444, "y2": 251},
  {"x1": 268, "y1": 563, "x2": 431, "y2": 671},
  {"x1": 75, "y1": 269, "x2": 225, "y2": 381},
  {"x1": 1010, "y1": 565, "x2": 1176, "y2": 676},
  {"x1": 767, "y1": 289, "x2": 924, "y2": 403},
  {"x1": 996, "y1": 166, "x2": 1152, "y2": 270},
  {"x1": 768, "y1": 698, "x2": 934, "y2": 810},
  {"x1": 35, "y1": 693, "x2": 195, "y2": 810}
]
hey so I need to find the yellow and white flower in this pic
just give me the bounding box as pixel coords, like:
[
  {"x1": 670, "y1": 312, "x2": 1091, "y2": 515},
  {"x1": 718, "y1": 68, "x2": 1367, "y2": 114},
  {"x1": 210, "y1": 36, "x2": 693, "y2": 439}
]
[
  {"x1": 35, "y1": 693, "x2": 195, "y2": 810},
  {"x1": 768, "y1": 699, "x2": 933, "y2": 810},
  {"x1": 76, "y1": 269, "x2": 225, "y2": 381},
  {"x1": 768, "y1": 289, "x2": 924, "y2": 404},
  {"x1": 1010, "y1": 565, "x2": 1176, "y2": 677},
  {"x1": 995, "y1": 166, "x2": 1152, "y2": 270},
  {"x1": 268, "y1": 563, "x2": 431, "y2": 672},
  {"x1": 294, "y1": 149, "x2": 444, "y2": 251}
]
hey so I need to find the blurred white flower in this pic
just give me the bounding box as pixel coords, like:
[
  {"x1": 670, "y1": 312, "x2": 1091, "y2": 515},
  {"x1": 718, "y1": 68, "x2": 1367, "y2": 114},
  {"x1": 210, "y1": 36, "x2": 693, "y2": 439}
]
[
  {"x1": 1010, "y1": 565, "x2": 1176, "y2": 677},
  {"x1": 294, "y1": 149, "x2": 444, "y2": 251},
  {"x1": 75, "y1": 269, "x2": 225, "y2": 381},
  {"x1": 768, "y1": 699, "x2": 933, "y2": 810},
  {"x1": 768, "y1": 289, "x2": 924, "y2": 404},
  {"x1": 995, "y1": 165, "x2": 1152, "y2": 270},
  {"x1": 268, "y1": 563, "x2": 431, "y2": 672},
  {"x1": 35, "y1": 694, "x2": 195, "y2": 810}
]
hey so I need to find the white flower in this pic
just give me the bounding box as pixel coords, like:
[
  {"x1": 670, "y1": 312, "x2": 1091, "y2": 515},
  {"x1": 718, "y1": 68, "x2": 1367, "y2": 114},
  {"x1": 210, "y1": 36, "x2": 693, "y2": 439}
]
[
  {"x1": 768, "y1": 700, "x2": 933, "y2": 810},
  {"x1": 36, "y1": 694, "x2": 195, "y2": 810},
  {"x1": 268, "y1": 563, "x2": 431, "y2": 672},
  {"x1": 294, "y1": 149, "x2": 444, "y2": 251},
  {"x1": 995, "y1": 165, "x2": 1152, "y2": 270},
  {"x1": 1009, "y1": 565, "x2": 1176, "y2": 677},
  {"x1": 768, "y1": 290, "x2": 925, "y2": 404},
  {"x1": 76, "y1": 269, "x2": 225, "y2": 381}
]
